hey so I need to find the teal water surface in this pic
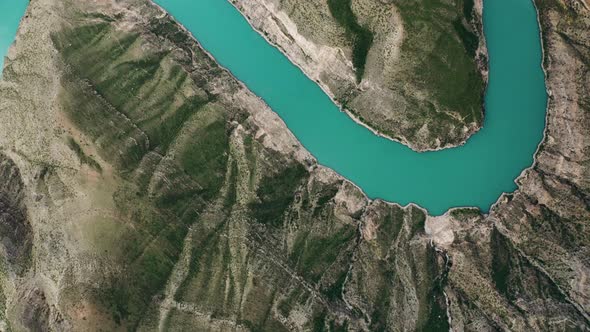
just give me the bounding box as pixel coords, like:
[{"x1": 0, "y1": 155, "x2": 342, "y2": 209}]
[
  {"x1": 0, "y1": 0, "x2": 547, "y2": 215},
  {"x1": 153, "y1": 0, "x2": 547, "y2": 215},
  {"x1": 0, "y1": 0, "x2": 28, "y2": 76}
]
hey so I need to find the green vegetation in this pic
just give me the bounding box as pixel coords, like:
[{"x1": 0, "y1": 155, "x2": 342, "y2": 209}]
[
  {"x1": 52, "y1": 21, "x2": 214, "y2": 166},
  {"x1": 277, "y1": 287, "x2": 306, "y2": 317},
  {"x1": 491, "y1": 228, "x2": 512, "y2": 297},
  {"x1": 456, "y1": 0, "x2": 479, "y2": 57},
  {"x1": 422, "y1": 247, "x2": 450, "y2": 332},
  {"x1": 67, "y1": 137, "x2": 102, "y2": 172},
  {"x1": 323, "y1": 270, "x2": 348, "y2": 301},
  {"x1": 327, "y1": 0, "x2": 374, "y2": 82},
  {"x1": 249, "y1": 163, "x2": 308, "y2": 226},
  {"x1": 49, "y1": 11, "x2": 236, "y2": 327},
  {"x1": 463, "y1": 0, "x2": 475, "y2": 21},
  {"x1": 173, "y1": 218, "x2": 229, "y2": 304},
  {"x1": 149, "y1": 16, "x2": 194, "y2": 57},
  {"x1": 176, "y1": 106, "x2": 229, "y2": 199},
  {"x1": 453, "y1": 18, "x2": 479, "y2": 57},
  {"x1": 394, "y1": 0, "x2": 484, "y2": 123},
  {"x1": 243, "y1": 134, "x2": 259, "y2": 189},
  {"x1": 373, "y1": 206, "x2": 405, "y2": 251},
  {"x1": 289, "y1": 226, "x2": 356, "y2": 282},
  {"x1": 311, "y1": 310, "x2": 328, "y2": 332},
  {"x1": 422, "y1": 290, "x2": 450, "y2": 331}
]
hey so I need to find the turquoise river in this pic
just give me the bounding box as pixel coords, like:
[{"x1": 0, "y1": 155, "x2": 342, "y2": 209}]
[
  {"x1": 0, "y1": 0, "x2": 28, "y2": 77},
  {"x1": 1, "y1": 0, "x2": 547, "y2": 215}
]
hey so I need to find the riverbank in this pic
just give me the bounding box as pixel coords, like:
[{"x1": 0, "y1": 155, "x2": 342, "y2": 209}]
[
  {"x1": 0, "y1": 1, "x2": 28, "y2": 76},
  {"x1": 229, "y1": 0, "x2": 489, "y2": 151},
  {"x1": 153, "y1": 0, "x2": 547, "y2": 215}
]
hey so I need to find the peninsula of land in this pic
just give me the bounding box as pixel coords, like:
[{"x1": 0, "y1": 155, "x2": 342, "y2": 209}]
[{"x1": 231, "y1": 0, "x2": 488, "y2": 150}]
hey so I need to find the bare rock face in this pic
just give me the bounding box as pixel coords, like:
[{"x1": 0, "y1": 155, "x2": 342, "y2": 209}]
[
  {"x1": 0, "y1": 0, "x2": 587, "y2": 331},
  {"x1": 230, "y1": 0, "x2": 488, "y2": 151},
  {"x1": 0, "y1": 154, "x2": 32, "y2": 277}
]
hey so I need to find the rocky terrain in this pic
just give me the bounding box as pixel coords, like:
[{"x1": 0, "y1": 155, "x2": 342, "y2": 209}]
[
  {"x1": 0, "y1": 0, "x2": 588, "y2": 331},
  {"x1": 230, "y1": 0, "x2": 488, "y2": 150}
]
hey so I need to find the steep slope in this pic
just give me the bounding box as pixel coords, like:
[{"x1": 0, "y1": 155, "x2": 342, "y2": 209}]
[
  {"x1": 230, "y1": 0, "x2": 488, "y2": 150},
  {"x1": 0, "y1": 0, "x2": 587, "y2": 331}
]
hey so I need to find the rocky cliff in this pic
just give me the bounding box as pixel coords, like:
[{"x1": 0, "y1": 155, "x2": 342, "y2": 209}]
[{"x1": 0, "y1": 0, "x2": 588, "y2": 331}]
